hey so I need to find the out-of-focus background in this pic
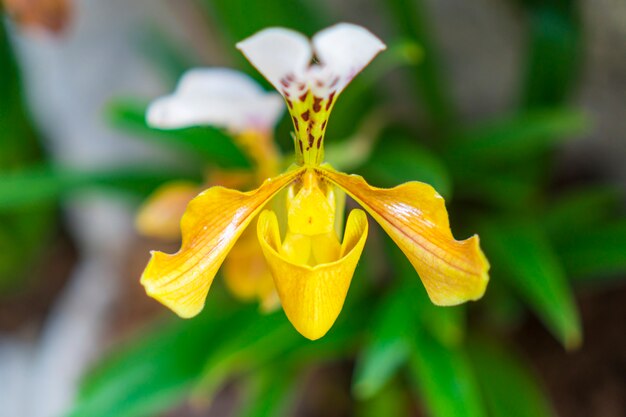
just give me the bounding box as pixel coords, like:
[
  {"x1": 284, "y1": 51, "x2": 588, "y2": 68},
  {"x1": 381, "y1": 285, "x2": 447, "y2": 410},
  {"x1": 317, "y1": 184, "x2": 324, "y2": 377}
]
[{"x1": 1, "y1": 1, "x2": 626, "y2": 417}]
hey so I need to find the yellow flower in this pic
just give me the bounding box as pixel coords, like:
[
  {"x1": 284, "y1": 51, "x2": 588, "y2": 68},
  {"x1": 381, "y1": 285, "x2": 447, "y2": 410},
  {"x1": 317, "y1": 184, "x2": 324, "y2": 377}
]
[
  {"x1": 141, "y1": 23, "x2": 490, "y2": 340},
  {"x1": 137, "y1": 68, "x2": 284, "y2": 311}
]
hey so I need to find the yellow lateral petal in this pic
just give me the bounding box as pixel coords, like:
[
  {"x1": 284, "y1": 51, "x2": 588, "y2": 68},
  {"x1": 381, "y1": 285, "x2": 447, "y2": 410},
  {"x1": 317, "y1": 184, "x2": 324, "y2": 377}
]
[
  {"x1": 320, "y1": 168, "x2": 489, "y2": 306},
  {"x1": 136, "y1": 181, "x2": 200, "y2": 240},
  {"x1": 257, "y1": 209, "x2": 368, "y2": 340},
  {"x1": 141, "y1": 168, "x2": 303, "y2": 318}
]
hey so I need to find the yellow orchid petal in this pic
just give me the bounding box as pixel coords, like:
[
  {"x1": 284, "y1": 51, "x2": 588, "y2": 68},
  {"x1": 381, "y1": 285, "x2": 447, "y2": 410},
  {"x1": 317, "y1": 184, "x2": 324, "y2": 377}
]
[
  {"x1": 222, "y1": 218, "x2": 277, "y2": 311},
  {"x1": 319, "y1": 168, "x2": 489, "y2": 306},
  {"x1": 257, "y1": 209, "x2": 368, "y2": 340},
  {"x1": 140, "y1": 168, "x2": 303, "y2": 318},
  {"x1": 136, "y1": 181, "x2": 200, "y2": 240}
]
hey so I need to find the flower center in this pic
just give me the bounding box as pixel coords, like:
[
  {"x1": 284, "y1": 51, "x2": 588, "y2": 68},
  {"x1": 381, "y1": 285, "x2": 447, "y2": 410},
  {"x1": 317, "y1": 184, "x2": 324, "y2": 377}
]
[
  {"x1": 280, "y1": 168, "x2": 342, "y2": 266},
  {"x1": 287, "y1": 169, "x2": 336, "y2": 235},
  {"x1": 280, "y1": 74, "x2": 338, "y2": 166}
]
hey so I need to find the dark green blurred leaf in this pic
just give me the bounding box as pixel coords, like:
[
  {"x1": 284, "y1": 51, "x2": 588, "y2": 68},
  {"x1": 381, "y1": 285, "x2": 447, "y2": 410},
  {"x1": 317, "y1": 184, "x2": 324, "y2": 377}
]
[
  {"x1": 469, "y1": 337, "x2": 555, "y2": 417},
  {"x1": 521, "y1": 5, "x2": 581, "y2": 107},
  {"x1": 352, "y1": 286, "x2": 413, "y2": 399},
  {"x1": 69, "y1": 298, "x2": 248, "y2": 417},
  {"x1": 0, "y1": 22, "x2": 56, "y2": 289},
  {"x1": 454, "y1": 166, "x2": 540, "y2": 209},
  {"x1": 409, "y1": 328, "x2": 486, "y2": 417},
  {"x1": 360, "y1": 135, "x2": 451, "y2": 199},
  {"x1": 481, "y1": 220, "x2": 581, "y2": 348},
  {"x1": 0, "y1": 165, "x2": 199, "y2": 210},
  {"x1": 238, "y1": 364, "x2": 298, "y2": 417},
  {"x1": 194, "y1": 312, "x2": 298, "y2": 397},
  {"x1": 0, "y1": 23, "x2": 44, "y2": 169},
  {"x1": 445, "y1": 109, "x2": 588, "y2": 163},
  {"x1": 107, "y1": 100, "x2": 250, "y2": 169},
  {"x1": 355, "y1": 380, "x2": 412, "y2": 417},
  {"x1": 0, "y1": 206, "x2": 56, "y2": 291},
  {"x1": 385, "y1": 0, "x2": 456, "y2": 130},
  {"x1": 555, "y1": 220, "x2": 626, "y2": 282},
  {"x1": 542, "y1": 185, "x2": 622, "y2": 238},
  {"x1": 480, "y1": 280, "x2": 526, "y2": 330},
  {"x1": 203, "y1": 0, "x2": 324, "y2": 40}
]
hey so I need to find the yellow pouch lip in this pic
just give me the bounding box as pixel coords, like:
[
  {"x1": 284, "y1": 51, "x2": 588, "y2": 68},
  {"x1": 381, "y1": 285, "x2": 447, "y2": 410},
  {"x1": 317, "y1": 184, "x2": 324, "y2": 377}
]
[{"x1": 257, "y1": 208, "x2": 368, "y2": 340}]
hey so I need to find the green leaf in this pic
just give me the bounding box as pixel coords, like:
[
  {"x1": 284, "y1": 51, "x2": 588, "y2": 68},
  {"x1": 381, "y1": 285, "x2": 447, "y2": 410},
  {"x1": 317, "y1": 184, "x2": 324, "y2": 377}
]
[
  {"x1": 355, "y1": 380, "x2": 412, "y2": 417},
  {"x1": 202, "y1": 0, "x2": 324, "y2": 41},
  {"x1": 521, "y1": 5, "x2": 581, "y2": 107},
  {"x1": 469, "y1": 338, "x2": 555, "y2": 417},
  {"x1": 481, "y1": 220, "x2": 581, "y2": 349},
  {"x1": 555, "y1": 220, "x2": 626, "y2": 282},
  {"x1": 0, "y1": 165, "x2": 199, "y2": 210},
  {"x1": 360, "y1": 135, "x2": 452, "y2": 199},
  {"x1": 409, "y1": 328, "x2": 486, "y2": 417},
  {"x1": 69, "y1": 298, "x2": 249, "y2": 417},
  {"x1": 453, "y1": 166, "x2": 540, "y2": 210},
  {"x1": 352, "y1": 287, "x2": 413, "y2": 400},
  {"x1": 107, "y1": 100, "x2": 250, "y2": 169},
  {"x1": 445, "y1": 109, "x2": 588, "y2": 163},
  {"x1": 0, "y1": 23, "x2": 56, "y2": 290},
  {"x1": 0, "y1": 206, "x2": 56, "y2": 291},
  {"x1": 237, "y1": 365, "x2": 298, "y2": 417},
  {"x1": 542, "y1": 185, "x2": 622, "y2": 238},
  {"x1": 193, "y1": 311, "x2": 299, "y2": 398}
]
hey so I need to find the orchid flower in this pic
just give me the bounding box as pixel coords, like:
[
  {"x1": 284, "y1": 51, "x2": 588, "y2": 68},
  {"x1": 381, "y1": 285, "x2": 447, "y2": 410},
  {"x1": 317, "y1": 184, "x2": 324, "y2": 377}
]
[
  {"x1": 141, "y1": 23, "x2": 490, "y2": 340},
  {"x1": 137, "y1": 68, "x2": 284, "y2": 310}
]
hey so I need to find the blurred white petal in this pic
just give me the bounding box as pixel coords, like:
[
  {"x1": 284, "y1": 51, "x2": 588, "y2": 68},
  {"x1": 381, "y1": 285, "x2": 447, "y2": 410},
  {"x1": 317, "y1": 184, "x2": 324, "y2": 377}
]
[
  {"x1": 146, "y1": 68, "x2": 284, "y2": 132},
  {"x1": 312, "y1": 23, "x2": 386, "y2": 93},
  {"x1": 237, "y1": 28, "x2": 311, "y2": 91}
]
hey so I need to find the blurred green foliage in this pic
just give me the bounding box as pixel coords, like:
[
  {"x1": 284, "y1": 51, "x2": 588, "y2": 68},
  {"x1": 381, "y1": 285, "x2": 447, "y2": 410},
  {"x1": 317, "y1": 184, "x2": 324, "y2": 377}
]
[
  {"x1": 1, "y1": 0, "x2": 625, "y2": 416},
  {"x1": 0, "y1": 23, "x2": 56, "y2": 291}
]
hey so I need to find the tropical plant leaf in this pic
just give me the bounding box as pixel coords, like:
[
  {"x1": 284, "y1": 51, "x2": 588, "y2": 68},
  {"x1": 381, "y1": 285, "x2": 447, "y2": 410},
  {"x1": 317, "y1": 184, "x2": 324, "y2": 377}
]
[
  {"x1": 409, "y1": 328, "x2": 487, "y2": 417},
  {"x1": 0, "y1": 22, "x2": 57, "y2": 290},
  {"x1": 469, "y1": 337, "x2": 555, "y2": 417},
  {"x1": 69, "y1": 297, "x2": 248, "y2": 417},
  {"x1": 355, "y1": 380, "x2": 412, "y2": 417},
  {"x1": 480, "y1": 219, "x2": 581, "y2": 348},
  {"x1": 445, "y1": 109, "x2": 587, "y2": 163},
  {"x1": 0, "y1": 165, "x2": 199, "y2": 210},
  {"x1": 352, "y1": 286, "x2": 413, "y2": 400},
  {"x1": 555, "y1": 220, "x2": 626, "y2": 282},
  {"x1": 237, "y1": 364, "x2": 298, "y2": 417},
  {"x1": 202, "y1": 0, "x2": 325, "y2": 42},
  {"x1": 542, "y1": 185, "x2": 622, "y2": 238},
  {"x1": 521, "y1": 5, "x2": 581, "y2": 107}
]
